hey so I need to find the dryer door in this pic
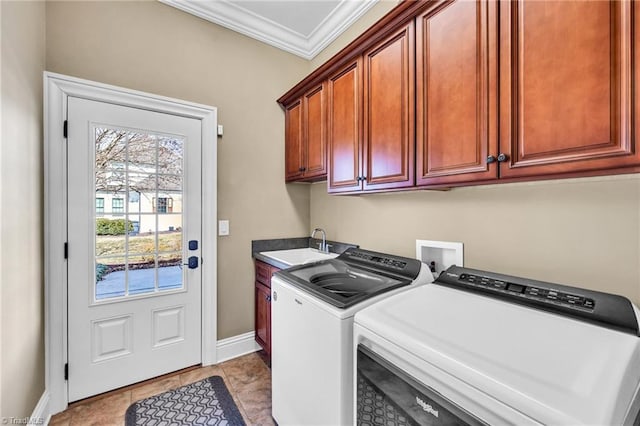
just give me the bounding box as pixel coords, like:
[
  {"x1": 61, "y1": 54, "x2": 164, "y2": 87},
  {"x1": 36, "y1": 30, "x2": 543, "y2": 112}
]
[{"x1": 356, "y1": 345, "x2": 486, "y2": 426}]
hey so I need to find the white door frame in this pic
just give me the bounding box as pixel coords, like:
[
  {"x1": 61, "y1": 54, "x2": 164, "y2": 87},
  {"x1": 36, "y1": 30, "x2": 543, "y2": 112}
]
[{"x1": 44, "y1": 72, "x2": 218, "y2": 414}]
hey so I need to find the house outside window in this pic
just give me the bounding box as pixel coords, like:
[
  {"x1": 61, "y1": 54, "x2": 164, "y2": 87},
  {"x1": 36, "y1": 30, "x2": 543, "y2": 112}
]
[
  {"x1": 96, "y1": 197, "x2": 104, "y2": 214},
  {"x1": 153, "y1": 197, "x2": 173, "y2": 213},
  {"x1": 112, "y1": 198, "x2": 124, "y2": 214}
]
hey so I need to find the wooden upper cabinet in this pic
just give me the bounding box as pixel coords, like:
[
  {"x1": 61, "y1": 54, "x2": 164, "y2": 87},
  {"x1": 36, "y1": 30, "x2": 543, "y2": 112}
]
[
  {"x1": 328, "y1": 59, "x2": 363, "y2": 193},
  {"x1": 282, "y1": 0, "x2": 640, "y2": 193},
  {"x1": 303, "y1": 84, "x2": 327, "y2": 179},
  {"x1": 499, "y1": 0, "x2": 640, "y2": 178},
  {"x1": 327, "y1": 20, "x2": 421, "y2": 193},
  {"x1": 284, "y1": 84, "x2": 327, "y2": 182},
  {"x1": 284, "y1": 100, "x2": 303, "y2": 181},
  {"x1": 416, "y1": 0, "x2": 498, "y2": 186},
  {"x1": 363, "y1": 22, "x2": 416, "y2": 191}
]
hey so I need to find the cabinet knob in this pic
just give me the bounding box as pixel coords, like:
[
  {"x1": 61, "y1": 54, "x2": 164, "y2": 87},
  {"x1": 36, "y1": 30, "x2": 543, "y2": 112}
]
[
  {"x1": 486, "y1": 155, "x2": 497, "y2": 164},
  {"x1": 266, "y1": 295, "x2": 271, "y2": 302},
  {"x1": 497, "y1": 153, "x2": 509, "y2": 163},
  {"x1": 298, "y1": 167, "x2": 306, "y2": 172},
  {"x1": 357, "y1": 175, "x2": 367, "y2": 182}
]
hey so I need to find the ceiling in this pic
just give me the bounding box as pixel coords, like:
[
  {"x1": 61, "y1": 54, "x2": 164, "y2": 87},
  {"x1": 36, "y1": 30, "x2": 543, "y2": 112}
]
[{"x1": 159, "y1": 0, "x2": 380, "y2": 59}]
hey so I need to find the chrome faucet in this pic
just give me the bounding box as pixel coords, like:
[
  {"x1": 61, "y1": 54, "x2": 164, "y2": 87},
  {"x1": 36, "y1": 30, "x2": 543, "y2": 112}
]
[{"x1": 311, "y1": 228, "x2": 328, "y2": 253}]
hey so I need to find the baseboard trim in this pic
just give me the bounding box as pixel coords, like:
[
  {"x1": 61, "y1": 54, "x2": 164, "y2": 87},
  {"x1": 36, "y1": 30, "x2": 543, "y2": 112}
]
[
  {"x1": 216, "y1": 331, "x2": 261, "y2": 363},
  {"x1": 31, "y1": 390, "x2": 50, "y2": 425}
]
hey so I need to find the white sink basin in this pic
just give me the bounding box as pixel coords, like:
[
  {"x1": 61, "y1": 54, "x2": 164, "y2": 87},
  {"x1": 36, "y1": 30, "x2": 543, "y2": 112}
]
[{"x1": 259, "y1": 247, "x2": 338, "y2": 267}]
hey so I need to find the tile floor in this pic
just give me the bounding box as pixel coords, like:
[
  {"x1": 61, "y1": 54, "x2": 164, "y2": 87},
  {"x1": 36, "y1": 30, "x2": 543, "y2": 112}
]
[{"x1": 49, "y1": 351, "x2": 273, "y2": 426}]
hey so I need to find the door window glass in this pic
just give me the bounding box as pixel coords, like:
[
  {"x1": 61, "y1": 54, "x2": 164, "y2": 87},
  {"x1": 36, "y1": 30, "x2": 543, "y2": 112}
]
[{"x1": 94, "y1": 126, "x2": 185, "y2": 300}]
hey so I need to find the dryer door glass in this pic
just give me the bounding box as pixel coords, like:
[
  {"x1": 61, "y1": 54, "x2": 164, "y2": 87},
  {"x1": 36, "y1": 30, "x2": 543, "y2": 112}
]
[{"x1": 356, "y1": 345, "x2": 487, "y2": 426}]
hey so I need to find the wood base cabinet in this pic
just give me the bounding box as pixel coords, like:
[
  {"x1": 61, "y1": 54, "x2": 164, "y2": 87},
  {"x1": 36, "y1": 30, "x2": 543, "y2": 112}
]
[{"x1": 255, "y1": 260, "x2": 279, "y2": 362}]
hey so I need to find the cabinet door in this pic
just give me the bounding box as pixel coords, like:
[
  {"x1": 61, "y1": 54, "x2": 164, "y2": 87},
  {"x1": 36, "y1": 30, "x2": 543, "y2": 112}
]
[
  {"x1": 500, "y1": 0, "x2": 640, "y2": 178},
  {"x1": 303, "y1": 83, "x2": 327, "y2": 179},
  {"x1": 285, "y1": 99, "x2": 304, "y2": 181},
  {"x1": 255, "y1": 281, "x2": 271, "y2": 355},
  {"x1": 416, "y1": 0, "x2": 498, "y2": 186},
  {"x1": 363, "y1": 23, "x2": 415, "y2": 191},
  {"x1": 328, "y1": 59, "x2": 363, "y2": 193}
]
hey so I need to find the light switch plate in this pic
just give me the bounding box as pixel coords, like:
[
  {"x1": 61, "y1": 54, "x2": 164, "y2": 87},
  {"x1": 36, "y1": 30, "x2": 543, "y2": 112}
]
[{"x1": 218, "y1": 220, "x2": 229, "y2": 236}]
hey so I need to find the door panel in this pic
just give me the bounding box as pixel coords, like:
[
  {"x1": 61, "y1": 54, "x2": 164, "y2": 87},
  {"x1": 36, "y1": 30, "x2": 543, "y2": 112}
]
[
  {"x1": 500, "y1": 0, "x2": 639, "y2": 177},
  {"x1": 255, "y1": 282, "x2": 270, "y2": 355},
  {"x1": 416, "y1": 0, "x2": 498, "y2": 186},
  {"x1": 67, "y1": 97, "x2": 202, "y2": 401},
  {"x1": 363, "y1": 23, "x2": 415, "y2": 190},
  {"x1": 304, "y1": 84, "x2": 327, "y2": 179},
  {"x1": 285, "y1": 100, "x2": 303, "y2": 181},
  {"x1": 328, "y1": 59, "x2": 363, "y2": 193}
]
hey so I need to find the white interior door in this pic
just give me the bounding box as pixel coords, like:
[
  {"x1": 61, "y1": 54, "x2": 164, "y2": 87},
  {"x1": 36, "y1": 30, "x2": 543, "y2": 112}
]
[{"x1": 67, "y1": 96, "x2": 202, "y2": 401}]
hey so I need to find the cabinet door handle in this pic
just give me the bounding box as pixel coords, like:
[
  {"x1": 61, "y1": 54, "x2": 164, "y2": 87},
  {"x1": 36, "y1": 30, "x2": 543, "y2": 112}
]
[
  {"x1": 497, "y1": 153, "x2": 509, "y2": 162},
  {"x1": 266, "y1": 295, "x2": 271, "y2": 302},
  {"x1": 298, "y1": 167, "x2": 306, "y2": 172},
  {"x1": 486, "y1": 155, "x2": 496, "y2": 164}
]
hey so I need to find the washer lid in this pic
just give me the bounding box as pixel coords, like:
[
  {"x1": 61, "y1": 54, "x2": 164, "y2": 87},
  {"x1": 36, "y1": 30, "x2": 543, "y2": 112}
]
[
  {"x1": 276, "y1": 259, "x2": 410, "y2": 309},
  {"x1": 355, "y1": 284, "x2": 640, "y2": 425}
]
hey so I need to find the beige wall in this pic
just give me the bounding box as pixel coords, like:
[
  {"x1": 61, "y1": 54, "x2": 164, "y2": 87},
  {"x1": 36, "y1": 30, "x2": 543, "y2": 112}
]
[
  {"x1": 0, "y1": 0, "x2": 46, "y2": 419},
  {"x1": 46, "y1": 1, "x2": 311, "y2": 339},
  {"x1": 310, "y1": 177, "x2": 640, "y2": 306}
]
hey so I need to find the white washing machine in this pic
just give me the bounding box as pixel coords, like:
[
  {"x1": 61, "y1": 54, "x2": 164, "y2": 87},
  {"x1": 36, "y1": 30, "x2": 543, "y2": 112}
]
[
  {"x1": 354, "y1": 265, "x2": 640, "y2": 425},
  {"x1": 271, "y1": 248, "x2": 433, "y2": 426}
]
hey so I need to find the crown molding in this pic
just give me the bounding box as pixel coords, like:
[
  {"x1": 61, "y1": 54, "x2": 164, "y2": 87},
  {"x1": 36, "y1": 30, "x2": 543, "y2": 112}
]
[{"x1": 158, "y1": 0, "x2": 379, "y2": 60}]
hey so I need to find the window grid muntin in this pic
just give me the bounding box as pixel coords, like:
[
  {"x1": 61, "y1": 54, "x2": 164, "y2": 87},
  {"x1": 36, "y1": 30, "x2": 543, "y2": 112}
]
[
  {"x1": 96, "y1": 198, "x2": 104, "y2": 214},
  {"x1": 94, "y1": 126, "x2": 185, "y2": 301}
]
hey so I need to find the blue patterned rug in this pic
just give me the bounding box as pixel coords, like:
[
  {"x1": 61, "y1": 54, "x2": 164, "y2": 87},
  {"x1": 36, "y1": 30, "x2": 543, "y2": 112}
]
[{"x1": 125, "y1": 376, "x2": 246, "y2": 425}]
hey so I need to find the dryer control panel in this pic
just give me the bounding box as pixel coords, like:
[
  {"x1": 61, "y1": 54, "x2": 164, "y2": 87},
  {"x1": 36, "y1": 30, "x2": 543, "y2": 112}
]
[
  {"x1": 436, "y1": 266, "x2": 639, "y2": 336},
  {"x1": 457, "y1": 273, "x2": 596, "y2": 311}
]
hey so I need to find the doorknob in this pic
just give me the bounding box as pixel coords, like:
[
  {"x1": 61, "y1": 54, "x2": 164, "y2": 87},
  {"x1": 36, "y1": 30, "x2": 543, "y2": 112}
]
[{"x1": 183, "y1": 256, "x2": 198, "y2": 269}]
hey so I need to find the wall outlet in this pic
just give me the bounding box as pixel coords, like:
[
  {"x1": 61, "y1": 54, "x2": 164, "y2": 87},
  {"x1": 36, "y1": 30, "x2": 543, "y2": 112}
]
[{"x1": 218, "y1": 220, "x2": 229, "y2": 236}]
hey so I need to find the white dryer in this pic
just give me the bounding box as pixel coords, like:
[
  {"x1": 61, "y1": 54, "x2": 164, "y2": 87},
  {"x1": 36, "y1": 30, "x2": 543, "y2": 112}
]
[{"x1": 354, "y1": 266, "x2": 640, "y2": 425}]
